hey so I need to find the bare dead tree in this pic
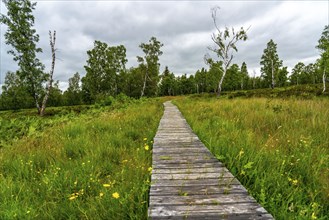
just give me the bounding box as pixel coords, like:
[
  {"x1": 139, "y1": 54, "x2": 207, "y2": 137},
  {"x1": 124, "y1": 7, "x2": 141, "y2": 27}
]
[
  {"x1": 40, "y1": 30, "x2": 56, "y2": 116},
  {"x1": 206, "y1": 7, "x2": 248, "y2": 96}
]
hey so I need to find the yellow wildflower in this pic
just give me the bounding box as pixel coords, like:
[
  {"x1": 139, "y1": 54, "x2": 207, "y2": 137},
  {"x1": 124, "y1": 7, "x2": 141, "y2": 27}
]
[
  {"x1": 312, "y1": 202, "x2": 319, "y2": 209},
  {"x1": 292, "y1": 179, "x2": 298, "y2": 185},
  {"x1": 144, "y1": 145, "x2": 149, "y2": 151},
  {"x1": 112, "y1": 192, "x2": 120, "y2": 199},
  {"x1": 143, "y1": 137, "x2": 147, "y2": 141},
  {"x1": 103, "y1": 183, "x2": 111, "y2": 188},
  {"x1": 148, "y1": 167, "x2": 153, "y2": 172},
  {"x1": 239, "y1": 148, "x2": 244, "y2": 157},
  {"x1": 99, "y1": 192, "x2": 104, "y2": 197},
  {"x1": 69, "y1": 195, "x2": 78, "y2": 200}
]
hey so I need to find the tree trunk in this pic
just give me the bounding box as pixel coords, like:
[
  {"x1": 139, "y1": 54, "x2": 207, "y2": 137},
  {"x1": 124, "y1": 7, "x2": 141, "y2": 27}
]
[
  {"x1": 40, "y1": 31, "x2": 56, "y2": 116},
  {"x1": 271, "y1": 59, "x2": 275, "y2": 89},
  {"x1": 34, "y1": 93, "x2": 41, "y2": 114},
  {"x1": 323, "y1": 67, "x2": 326, "y2": 93},
  {"x1": 217, "y1": 67, "x2": 227, "y2": 97},
  {"x1": 140, "y1": 70, "x2": 148, "y2": 98}
]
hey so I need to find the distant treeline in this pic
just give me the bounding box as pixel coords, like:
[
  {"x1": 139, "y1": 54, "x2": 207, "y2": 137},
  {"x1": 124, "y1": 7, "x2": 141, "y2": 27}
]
[
  {"x1": 0, "y1": 58, "x2": 326, "y2": 111},
  {"x1": 0, "y1": 0, "x2": 328, "y2": 112}
]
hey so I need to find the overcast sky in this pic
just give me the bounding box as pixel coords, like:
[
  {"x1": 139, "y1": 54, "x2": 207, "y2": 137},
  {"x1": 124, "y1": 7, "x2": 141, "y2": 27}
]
[{"x1": 1, "y1": 1, "x2": 328, "y2": 91}]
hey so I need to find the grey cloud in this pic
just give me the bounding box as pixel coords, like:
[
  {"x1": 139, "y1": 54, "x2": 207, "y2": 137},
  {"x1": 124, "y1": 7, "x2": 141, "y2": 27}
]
[{"x1": 1, "y1": 1, "x2": 328, "y2": 90}]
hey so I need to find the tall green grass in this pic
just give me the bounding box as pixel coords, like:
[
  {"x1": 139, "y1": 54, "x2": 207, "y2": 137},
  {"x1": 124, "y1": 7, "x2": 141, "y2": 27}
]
[
  {"x1": 0, "y1": 99, "x2": 163, "y2": 219},
  {"x1": 174, "y1": 96, "x2": 329, "y2": 220}
]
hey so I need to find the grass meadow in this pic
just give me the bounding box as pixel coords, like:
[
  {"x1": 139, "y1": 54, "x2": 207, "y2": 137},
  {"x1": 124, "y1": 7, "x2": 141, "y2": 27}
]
[
  {"x1": 1, "y1": 93, "x2": 328, "y2": 219},
  {"x1": 174, "y1": 96, "x2": 329, "y2": 220},
  {"x1": 0, "y1": 98, "x2": 163, "y2": 219}
]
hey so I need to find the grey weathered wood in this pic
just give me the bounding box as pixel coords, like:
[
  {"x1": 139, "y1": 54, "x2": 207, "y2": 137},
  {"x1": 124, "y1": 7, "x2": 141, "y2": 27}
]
[{"x1": 148, "y1": 101, "x2": 274, "y2": 219}]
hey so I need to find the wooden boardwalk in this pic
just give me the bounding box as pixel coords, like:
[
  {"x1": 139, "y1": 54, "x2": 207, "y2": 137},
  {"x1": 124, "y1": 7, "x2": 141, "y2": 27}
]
[{"x1": 148, "y1": 101, "x2": 274, "y2": 220}]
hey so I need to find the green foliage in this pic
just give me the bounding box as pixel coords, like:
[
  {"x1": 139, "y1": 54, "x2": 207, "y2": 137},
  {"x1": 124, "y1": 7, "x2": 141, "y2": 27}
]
[
  {"x1": 47, "y1": 81, "x2": 64, "y2": 107},
  {"x1": 63, "y1": 72, "x2": 82, "y2": 106},
  {"x1": 0, "y1": 98, "x2": 163, "y2": 219},
  {"x1": 221, "y1": 84, "x2": 327, "y2": 99},
  {"x1": 159, "y1": 66, "x2": 176, "y2": 96},
  {"x1": 290, "y1": 62, "x2": 321, "y2": 86},
  {"x1": 195, "y1": 67, "x2": 210, "y2": 93},
  {"x1": 290, "y1": 62, "x2": 306, "y2": 85},
  {"x1": 175, "y1": 96, "x2": 329, "y2": 220},
  {"x1": 82, "y1": 41, "x2": 127, "y2": 102},
  {"x1": 223, "y1": 64, "x2": 241, "y2": 90},
  {"x1": 316, "y1": 25, "x2": 329, "y2": 70},
  {"x1": 138, "y1": 36, "x2": 164, "y2": 97},
  {"x1": 119, "y1": 67, "x2": 145, "y2": 98},
  {"x1": 0, "y1": 71, "x2": 34, "y2": 110},
  {"x1": 240, "y1": 62, "x2": 249, "y2": 90},
  {"x1": 260, "y1": 39, "x2": 283, "y2": 88},
  {"x1": 176, "y1": 74, "x2": 196, "y2": 95},
  {"x1": 277, "y1": 66, "x2": 288, "y2": 87},
  {"x1": 0, "y1": 105, "x2": 93, "y2": 148},
  {"x1": 202, "y1": 62, "x2": 222, "y2": 93},
  {"x1": 0, "y1": 0, "x2": 46, "y2": 112}
]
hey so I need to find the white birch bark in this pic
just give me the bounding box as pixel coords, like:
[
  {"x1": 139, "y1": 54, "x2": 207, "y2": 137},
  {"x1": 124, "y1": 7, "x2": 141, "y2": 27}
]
[{"x1": 40, "y1": 31, "x2": 56, "y2": 116}]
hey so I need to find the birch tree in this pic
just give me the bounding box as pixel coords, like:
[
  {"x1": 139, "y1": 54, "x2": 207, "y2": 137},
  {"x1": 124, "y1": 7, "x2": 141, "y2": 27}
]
[
  {"x1": 260, "y1": 39, "x2": 282, "y2": 89},
  {"x1": 240, "y1": 62, "x2": 249, "y2": 90},
  {"x1": 1, "y1": 0, "x2": 45, "y2": 113},
  {"x1": 40, "y1": 31, "x2": 56, "y2": 116},
  {"x1": 206, "y1": 7, "x2": 248, "y2": 96},
  {"x1": 137, "y1": 37, "x2": 163, "y2": 97},
  {"x1": 1, "y1": 0, "x2": 57, "y2": 115},
  {"x1": 83, "y1": 41, "x2": 127, "y2": 101},
  {"x1": 316, "y1": 25, "x2": 329, "y2": 93}
]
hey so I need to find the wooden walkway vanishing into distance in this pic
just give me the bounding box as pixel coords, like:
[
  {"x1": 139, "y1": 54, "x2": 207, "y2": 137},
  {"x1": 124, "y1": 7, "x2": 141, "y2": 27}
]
[{"x1": 148, "y1": 101, "x2": 274, "y2": 220}]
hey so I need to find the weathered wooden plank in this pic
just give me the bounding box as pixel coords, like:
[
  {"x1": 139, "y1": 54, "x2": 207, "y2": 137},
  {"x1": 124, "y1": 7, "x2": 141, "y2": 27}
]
[
  {"x1": 150, "y1": 184, "x2": 248, "y2": 196},
  {"x1": 149, "y1": 101, "x2": 273, "y2": 219},
  {"x1": 151, "y1": 178, "x2": 239, "y2": 187},
  {"x1": 153, "y1": 143, "x2": 207, "y2": 151},
  {"x1": 149, "y1": 203, "x2": 270, "y2": 217},
  {"x1": 152, "y1": 159, "x2": 219, "y2": 166},
  {"x1": 150, "y1": 194, "x2": 257, "y2": 206},
  {"x1": 151, "y1": 172, "x2": 234, "y2": 180},
  {"x1": 153, "y1": 167, "x2": 227, "y2": 174},
  {"x1": 153, "y1": 154, "x2": 215, "y2": 161},
  {"x1": 150, "y1": 213, "x2": 274, "y2": 220},
  {"x1": 152, "y1": 153, "x2": 214, "y2": 158},
  {"x1": 153, "y1": 148, "x2": 210, "y2": 154},
  {"x1": 152, "y1": 162, "x2": 224, "y2": 169}
]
